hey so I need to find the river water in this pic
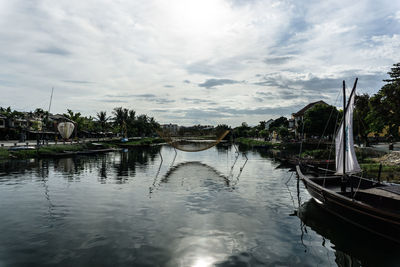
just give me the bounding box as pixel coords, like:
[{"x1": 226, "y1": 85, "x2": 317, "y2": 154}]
[{"x1": 0, "y1": 145, "x2": 399, "y2": 266}]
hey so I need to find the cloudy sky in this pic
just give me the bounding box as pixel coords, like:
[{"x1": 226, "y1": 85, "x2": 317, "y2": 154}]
[{"x1": 1, "y1": 0, "x2": 399, "y2": 126}]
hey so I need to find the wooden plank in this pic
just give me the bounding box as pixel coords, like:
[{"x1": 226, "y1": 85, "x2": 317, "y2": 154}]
[{"x1": 358, "y1": 188, "x2": 400, "y2": 201}]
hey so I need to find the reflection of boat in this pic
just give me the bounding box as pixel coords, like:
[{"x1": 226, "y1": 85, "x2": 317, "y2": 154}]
[
  {"x1": 297, "y1": 79, "x2": 400, "y2": 243},
  {"x1": 298, "y1": 199, "x2": 400, "y2": 266}
]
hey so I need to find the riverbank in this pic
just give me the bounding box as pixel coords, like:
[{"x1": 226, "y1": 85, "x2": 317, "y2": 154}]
[
  {"x1": 235, "y1": 137, "x2": 400, "y2": 182},
  {"x1": 0, "y1": 137, "x2": 166, "y2": 160},
  {"x1": 108, "y1": 137, "x2": 165, "y2": 147},
  {"x1": 0, "y1": 143, "x2": 116, "y2": 160}
]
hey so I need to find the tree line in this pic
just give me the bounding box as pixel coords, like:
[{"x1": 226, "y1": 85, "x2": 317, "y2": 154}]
[{"x1": 0, "y1": 106, "x2": 160, "y2": 139}]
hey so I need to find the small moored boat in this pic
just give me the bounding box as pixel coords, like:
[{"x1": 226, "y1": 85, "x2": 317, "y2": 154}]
[{"x1": 296, "y1": 78, "x2": 400, "y2": 243}]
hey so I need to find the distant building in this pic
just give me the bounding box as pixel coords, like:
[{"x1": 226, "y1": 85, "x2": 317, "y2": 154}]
[
  {"x1": 0, "y1": 114, "x2": 5, "y2": 129},
  {"x1": 291, "y1": 100, "x2": 328, "y2": 137},
  {"x1": 161, "y1": 123, "x2": 179, "y2": 134}
]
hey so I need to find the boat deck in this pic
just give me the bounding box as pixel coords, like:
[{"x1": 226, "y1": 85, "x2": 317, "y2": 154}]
[{"x1": 359, "y1": 187, "x2": 400, "y2": 201}]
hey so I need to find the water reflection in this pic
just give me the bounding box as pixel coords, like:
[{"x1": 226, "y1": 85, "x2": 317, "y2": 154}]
[
  {"x1": 0, "y1": 146, "x2": 399, "y2": 266},
  {"x1": 298, "y1": 199, "x2": 400, "y2": 266}
]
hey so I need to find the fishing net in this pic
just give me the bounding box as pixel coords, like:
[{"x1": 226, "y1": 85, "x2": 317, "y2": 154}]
[{"x1": 156, "y1": 126, "x2": 230, "y2": 152}]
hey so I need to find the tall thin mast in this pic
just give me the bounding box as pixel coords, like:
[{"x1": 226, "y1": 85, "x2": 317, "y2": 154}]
[
  {"x1": 342, "y1": 81, "x2": 346, "y2": 192},
  {"x1": 48, "y1": 87, "x2": 54, "y2": 113}
]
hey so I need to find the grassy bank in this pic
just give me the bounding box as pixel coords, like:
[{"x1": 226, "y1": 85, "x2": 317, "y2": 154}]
[
  {"x1": 234, "y1": 137, "x2": 275, "y2": 148},
  {"x1": 0, "y1": 143, "x2": 111, "y2": 160},
  {"x1": 116, "y1": 137, "x2": 165, "y2": 147},
  {"x1": 0, "y1": 148, "x2": 9, "y2": 160}
]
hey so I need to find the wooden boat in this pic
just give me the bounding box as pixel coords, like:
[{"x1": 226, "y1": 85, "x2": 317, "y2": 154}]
[{"x1": 297, "y1": 78, "x2": 400, "y2": 243}]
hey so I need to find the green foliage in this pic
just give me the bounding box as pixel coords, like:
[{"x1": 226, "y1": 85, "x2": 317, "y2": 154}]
[
  {"x1": 233, "y1": 123, "x2": 251, "y2": 137},
  {"x1": 354, "y1": 94, "x2": 371, "y2": 145},
  {"x1": 383, "y1": 62, "x2": 400, "y2": 83},
  {"x1": 300, "y1": 149, "x2": 333, "y2": 159},
  {"x1": 215, "y1": 124, "x2": 231, "y2": 138},
  {"x1": 269, "y1": 117, "x2": 288, "y2": 130},
  {"x1": 112, "y1": 107, "x2": 159, "y2": 137},
  {"x1": 303, "y1": 104, "x2": 339, "y2": 137},
  {"x1": 235, "y1": 137, "x2": 273, "y2": 147},
  {"x1": 96, "y1": 111, "x2": 110, "y2": 132},
  {"x1": 258, "y1": 121, "x2": 266, "y2": 131},
  {"x1": 259, "y1": 129, "x2": 269, "y2": 138},
  {"x1": 276, "y1": 126, "x2": 290, "y2": 139},
  {"x1": 368, "y1": 82, "x2": 400, "y2": 138},
  {"x1": 0, "y1": 148, "x2": 9, "y2": 159}
]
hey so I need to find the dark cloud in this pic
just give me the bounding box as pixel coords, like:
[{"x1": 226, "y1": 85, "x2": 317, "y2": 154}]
[
  {"x1": 198, "y1": 78, "x2": 242, "y2": 89},
  {"x1": 183, "y1": 80, "x2": 191, "y2": 84},
  {"x1": 135, "y1": 94, "x2": 157, "y2": 98},
  {"x1": 254, "y1": 71, "x2": 386, "y2": 95},
  {"x1": 164, "y1": 85, "x2": 174, "y2": 88},
  {"x1": 102, "y1": 93, "x2": 174, "y2": 104},
  {"x1": 153, "y1": 105, "x2": 306, "y2": 120},
  {"x1": 152, "y1": 98, "x2": 175, "y2": 104},
  {"x1": 182, "y1": 98, "x2": 217, "y2": 105},
  {"x1": 264, "y1": 56, "x2": 293, "y2": 65},
  {"x1": 36, "y1": 46, "x2": 70, "y2": 56}
]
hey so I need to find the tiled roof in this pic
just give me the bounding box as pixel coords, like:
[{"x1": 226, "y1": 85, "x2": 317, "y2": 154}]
[{"x1": 292, "y1": 100, "x2": 328, "y2": 117}]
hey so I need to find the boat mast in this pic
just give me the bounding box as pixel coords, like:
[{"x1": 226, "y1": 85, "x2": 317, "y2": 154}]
[
  {"x1": 342, "y1": 81, "x2": 346, "y2": 192},
  {"x1": 340, "y1": 78, "x2": 358, "y2": 194}
]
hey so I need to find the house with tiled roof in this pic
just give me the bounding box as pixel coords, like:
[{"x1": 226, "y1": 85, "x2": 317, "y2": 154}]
[{"x1": 291, "y1": 100, "x2": 328, "y2": 137}]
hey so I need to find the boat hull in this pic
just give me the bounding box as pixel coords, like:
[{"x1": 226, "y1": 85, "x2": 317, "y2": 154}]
[{"x1": 297, "y1": 166, "x2": 400, "y2": 244}]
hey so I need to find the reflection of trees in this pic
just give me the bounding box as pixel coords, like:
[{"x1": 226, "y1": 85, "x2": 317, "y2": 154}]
[
  {"x1": 0, "y1": 159, "x2": 45, "y2": 181},
  {"x1": 112, "y1": 146, "x2": 160, "y2": 183},
  {"x1": 0, "y1": 148, "x2": 161, "y2": 185},
  {"x1": 215, "y1": 142, "x2": 230, "y2": 154}
]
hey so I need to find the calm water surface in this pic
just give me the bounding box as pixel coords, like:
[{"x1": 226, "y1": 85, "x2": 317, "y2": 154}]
[{"x1": 0, "y1": 145, "x2": 399, "y2": 266}]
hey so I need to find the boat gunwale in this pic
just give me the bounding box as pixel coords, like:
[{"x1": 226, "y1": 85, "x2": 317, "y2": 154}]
[{"x1": 296, "y1": 165, "x2": 400, "y2": 222}]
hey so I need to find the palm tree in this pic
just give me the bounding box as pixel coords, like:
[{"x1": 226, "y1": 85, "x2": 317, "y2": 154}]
[
  {"x1": 63, "y1": 109, "x2": 83, "y2": 136},
  {"x1": 96, "y1": 111, "x2": 110, "y2": 132},
  {"x1": 112, "y1": 107, "x2": 129, "y2": 136}
]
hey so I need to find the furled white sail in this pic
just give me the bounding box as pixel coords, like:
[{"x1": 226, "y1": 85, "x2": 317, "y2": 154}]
[
  {"x1": 335, "y1": 90, "x2": 361, "y2": 175},
  {"x1": 58, "y1": 122, "x2": 75, "y2": 139}
]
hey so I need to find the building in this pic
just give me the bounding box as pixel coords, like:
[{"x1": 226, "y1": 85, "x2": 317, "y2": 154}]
[
  {"x1": 161, "y1": 123, "x2": 179, "y2": 134},
  {"x1": 0, "y1": 114, "x2": 5, "y2": 129},
  {"x1": 291, "y1": 100, "x2": 328, "y2": 137}
]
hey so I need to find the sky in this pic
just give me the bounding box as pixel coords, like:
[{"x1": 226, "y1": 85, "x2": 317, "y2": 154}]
[{"x1": 0, "y1": 0, "x2": 399, "y2": 126}]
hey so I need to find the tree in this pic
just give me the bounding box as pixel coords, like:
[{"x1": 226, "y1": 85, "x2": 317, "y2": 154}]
[
  {"x1": 96, "y1": 111, "x2": 110, "y2": 132},
  {"x1": 383, "y1": 62, "x2": 400, "y2": 83},
  {"x1": 233, "y1": 122, "x2": 251, "y2": 137},
  {"x1": 112, "y1": 107, "x2": 129, "y2": 135},
  {"x1": 277, "y1": 126, "x2": 290, "y2": 140},
  {"x1": 215, "y1": 124, "x2": 230, "y2": 138},
  {"x1": 368, "y1": 82, "x2": 400, "y2": 139},
  {"x1": 353, "y1": 94, "x2": 370, "y2": 145},
  {"x1": 63, "y1": 109, "x2": 83, "y2": 135},
  {"x1": 303, "y1": 104, "x2": 339, "y2": 137},
  {"x1": 366, "y1": 63, "x2": 400, "y2": 140},
  {"x1": 269, "y1": 117, "x2": 288, "y2": 130},
  {"x1": 258, "y1": 121, "x2": 266, "y2": 131}
]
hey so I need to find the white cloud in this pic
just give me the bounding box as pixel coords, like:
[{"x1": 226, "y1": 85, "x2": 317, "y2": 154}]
[{"x1": 0, "y1": 0, "x2": 399, "y2": 125}]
